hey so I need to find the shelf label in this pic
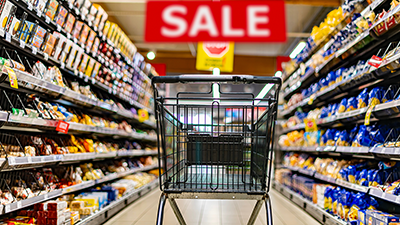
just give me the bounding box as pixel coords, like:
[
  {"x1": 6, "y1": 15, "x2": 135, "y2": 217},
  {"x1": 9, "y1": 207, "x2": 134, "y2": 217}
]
[
  {"x1": 74, "y1": 69, "x2": 78, "y2": 76},
  {"x1": 68, "y1": 2, "x2": 73, "y2": 8},
  {"x1": 91, "y1": 77, "x2": 95, "y2": 84},
  {"x1": 19, "y1": 40, "x2": 25, "y2": 49},
  {"x1": 57, "y1": 24, "x2": 61, "y2": 32},
  {"x1": 44, "y1": 53, "x2": 49, "y2": 61},
  {"x1": 73, "y1": 37, "x2": 77, "y2": 43},
  {"x1": 32, "y1": 47, "x2": 37, "y2": 55},
  {"x1": 27, "y1": 157, "x2": 32, "y2": 163},
  {"x1": 5, "y1": 65, "x2": 18, "y2": 89},
  {"x1": 45, "y1": 16, "x2": 50, "y2": 24},
  {"x1": 79, "y1": 72, "x2": 83, "y2": 78},
  {"x1": 28, "y1": 3, "x2": 33, "y2": 10},
  {"x1": 60, "y1": 62, "x2": 65, "y2": 69},
  {"x1": 17, "y1": 201, "x2": 21, "y2": 208},
  {"x1": 56, "y1": 121, "x2": 70, "y2": 134},
  {"x1": 84, "y1": 76, "x2": 89, "y2": 83},
  {"x1": 66, "y1": 33, "x2": 71, "y2": 39},
  {"x1": 5, "y1": 204, "x2": 10, "y2": 212},
  {"x1": 37, "y1": 10, "x2": 42, "y2": 18},
  {"x1": 0, "y1": 28, "x2": 4, "y2": 37},
  {"x1": 44, "y1": 193, "x2": 48, "y2": 200},
  {"x1": 5, "y1": 32, "x2": 11, "y2": 42}
]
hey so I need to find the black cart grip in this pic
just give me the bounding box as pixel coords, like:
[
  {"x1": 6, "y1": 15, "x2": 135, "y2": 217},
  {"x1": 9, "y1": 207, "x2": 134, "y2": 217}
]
[{"x1": 152, "y1": 75, "x2": 281, "y2": 85}]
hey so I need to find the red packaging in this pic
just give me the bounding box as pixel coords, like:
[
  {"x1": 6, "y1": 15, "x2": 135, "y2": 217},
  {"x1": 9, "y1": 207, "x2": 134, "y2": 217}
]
[
  {"x1": 18, "y1": 210, "x2": 28, "y2": 216},
  {"x1": 34, "y1": 202, "x2": 47, "y2": 211},
  {"x1": 27, "y1": 210, "x2": 34, "y2": 217},
  {"x1": 36, "y1": 211, "x2": 48, "y2": 217},
  {"x1": 47, "y1": 201, "x2": 67, "y2": 211},
  {"x1": 36, "y1": 216, "x2": 47, "y2": 225}
]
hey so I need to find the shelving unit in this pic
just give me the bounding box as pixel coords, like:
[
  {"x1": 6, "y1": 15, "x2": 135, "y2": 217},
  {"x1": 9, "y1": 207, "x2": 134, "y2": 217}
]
[
  {"x1": 273, "y1": 181, "x2": 346, "y2": 225},
  {"x1": 0, "y1": 0, "x2": 160, "y2": 223},
  {"x1": 275, "y1": 0, "x2": 400, "y2": 224}
]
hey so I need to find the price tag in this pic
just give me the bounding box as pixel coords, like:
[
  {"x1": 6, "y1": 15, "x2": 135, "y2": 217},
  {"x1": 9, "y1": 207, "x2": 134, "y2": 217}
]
[
  {"x1": 57, "y1": 24, "x2": 61, "y2": 32},
  {"x1": 92, "y1": 52, "x2": 96, "y2": 57},
  {"x1": 73, "y1": 37, "x2": 77, "y2": 43},
  {"x1": 75, "y1": 8, "x2": 79, "y2": 15},
  {"x1": 68, "y1": 2, "x2": 73, "y2": 9},
  {"x1": 41, "y1": 157, "x2": 45, "y2": 162},
  {"x1": 44, "y1": 193, "x2": 48, "y2": 200},
  {"x1": 45, "y1": 16, "x2": 50, "y2": 23},
  {"x1": 108, "y1": 88, "x2": 112, "y2": 94},
  {"x1": 66, "y1": 33, "x2": 71, "y2": 39},
  {"x1": 94, "y1": 26, "x2": 98, "y2": 32},
  {"x1": 44, "y1": 53, "x2": 49, "y2": 61},
  {"x1": 102, "y1": 35, "x2": 106, "y2": 41},
  {"x1": 28, "y1": 2, "x2": 33, "y2": 10},
  {"x1": 368, "y1": 55, "x2": 383, "y2": 68},
  {"x1": 56, "y1": 121, "x2": 69, "y2": 133},
  {"x1": 84, "y1": 76, "x2": 89, "y2": 82},
  {"x1": 19, "y1": 40, "x2": 25, "y2": 49},
  {"x1": 74, "y1": 69, "x2": 78, "y2": 75},
  {"x1": 60, "y1": 62, "x2": 65, "y2": 69},
  {"x1": 4, "y1": 65, "x2": 18, "y2": 89},
  {"x1": 5, "y1": 204, "x2": 10, "y2": 212},
  {"x1": 5, "y1": 32, "x2": 11, "y2": 42},
  {"x1": 364, "y1": 105, "x2": 375, "y2": 126},
  {"x1": 0, "y1": 28, "x2": 4, "y2": 37},
  {"x1": 86, "y1": 46, "x2": 90, "y2": 53},
  {"x1": 88, "y1": 21, "x2": 92, "y2": 27},
  {"x1": 113, "y1": 89, "x2": 117, "y2": 95},
  {"x1": 17, "y1": 202, "x2": 21, "y2": 209},
  {"x1": 27, "y1": 157, "x2": 32, "y2": 163},
  {"x1": 32, "y1": 46, "x2": 37, "y2": 55},
  {"x1": 37, "y1": 10, "x2": 42, "y2": 18},
  {"x1": 91, "y1": 78, "x2": 95, "y2": 84},
  {"x1": 79, "y1": 71, "x2": 83, "y2": 78}
]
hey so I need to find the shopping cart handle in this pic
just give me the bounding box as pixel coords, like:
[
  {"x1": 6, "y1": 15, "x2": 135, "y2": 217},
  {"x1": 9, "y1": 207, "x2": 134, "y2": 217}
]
[{"x1": 152, "y1": 75, "x2": 281, "y2": 85}]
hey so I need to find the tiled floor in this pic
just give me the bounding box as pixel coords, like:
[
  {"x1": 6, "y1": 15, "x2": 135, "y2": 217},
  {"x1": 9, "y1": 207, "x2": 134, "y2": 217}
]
[{"x1": 103, "y1": 189, "x2": 321, "y2": 225}]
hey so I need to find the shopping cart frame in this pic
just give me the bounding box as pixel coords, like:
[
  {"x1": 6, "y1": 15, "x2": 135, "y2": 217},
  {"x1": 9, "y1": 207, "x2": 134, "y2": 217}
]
[{"x1": 153, "y1": 75, "x2": 281, "y2": 225}]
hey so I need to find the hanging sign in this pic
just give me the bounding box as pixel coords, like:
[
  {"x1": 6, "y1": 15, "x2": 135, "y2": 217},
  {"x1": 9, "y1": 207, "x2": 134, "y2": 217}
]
[
  {"x1": 145, "y1": 1, "x2": 286, "y2": 42},
  {"x1": 196, "y1": 42, "x2": 234, "y2": 72}
]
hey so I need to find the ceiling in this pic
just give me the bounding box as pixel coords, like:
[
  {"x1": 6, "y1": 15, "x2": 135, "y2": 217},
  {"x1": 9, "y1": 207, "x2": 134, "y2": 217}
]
[
  {"x1": 91, "y1": 0, "x2": 338, "y2": 74},
  {"x1": 92, "y1": 0, "x2": 338, "y2": 56}
]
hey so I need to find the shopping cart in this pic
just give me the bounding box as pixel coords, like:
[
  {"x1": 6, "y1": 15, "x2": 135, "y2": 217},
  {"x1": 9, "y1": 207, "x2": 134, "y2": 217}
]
[{"x1": 152, "y1": 75, "x2": 281, "y2": 225}]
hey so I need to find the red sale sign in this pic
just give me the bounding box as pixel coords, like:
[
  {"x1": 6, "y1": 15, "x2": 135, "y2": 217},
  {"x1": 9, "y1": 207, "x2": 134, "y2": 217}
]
[{"x1": 145, "y1": 1, "x2": 286, "y2": 42}]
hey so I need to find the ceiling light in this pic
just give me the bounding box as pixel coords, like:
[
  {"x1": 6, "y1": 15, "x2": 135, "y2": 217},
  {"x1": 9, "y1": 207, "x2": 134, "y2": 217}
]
[
  {"x1": 289, "y1": 41, "x2": 306, "y2": 59},
  {"x1": 147, "y1": 51, "x2": 155, "y2": 60}
]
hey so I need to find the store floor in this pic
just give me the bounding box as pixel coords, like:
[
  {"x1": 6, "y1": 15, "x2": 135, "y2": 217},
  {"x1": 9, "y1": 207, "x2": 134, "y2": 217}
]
[{"x1": 103, "y1": 189, "x2": 321, "y2": 225}]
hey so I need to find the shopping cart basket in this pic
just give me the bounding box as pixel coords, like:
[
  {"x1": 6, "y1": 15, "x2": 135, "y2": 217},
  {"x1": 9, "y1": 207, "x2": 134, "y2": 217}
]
[{"x1": 152, "y1": 75, "x2": 281, "y2": 225}]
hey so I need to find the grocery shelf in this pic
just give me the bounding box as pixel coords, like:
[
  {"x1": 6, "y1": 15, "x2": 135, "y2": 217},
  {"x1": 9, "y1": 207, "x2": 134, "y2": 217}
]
[
  {"x1": 0, "y1": 151, "x2": 158, "y2": 171},
  {"x1": 0, "y1": 164, "x2": 158, "y2": 215},
  {"x1": 75, "y1": 179, "x2": 159, "y2": 225},
  {"x1": 273, "y1": 181, "x2": 347, "y2": 225},
  {"x1": 283, "y1": 165, "x2": 372, "y2": 193},
  {"x1": 3, "y1": 189, "x2": 63, "y2": 214},
  {"x1": 282, "y1": 2, "x2": 400, "y2": 102}
]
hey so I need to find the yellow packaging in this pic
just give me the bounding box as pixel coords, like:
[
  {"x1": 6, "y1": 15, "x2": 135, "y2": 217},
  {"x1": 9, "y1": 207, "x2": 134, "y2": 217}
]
[{"x1": 74, "y1": 198, "x2": 98, "y2": 210}]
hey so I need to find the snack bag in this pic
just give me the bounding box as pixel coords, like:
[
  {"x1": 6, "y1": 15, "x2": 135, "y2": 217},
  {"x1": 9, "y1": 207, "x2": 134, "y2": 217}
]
[
  {"x1": 338, "y1": 98, "x2": 347, "y2": 113},
  {"x1": 357, "y1": 88, "x2": 368, "y2": 109},
  {"x1": 346, "y1": 97, "x2": 357, "y2": 111},
  {"x1": 336, "y1": 130, "x2": 350, "y2": 146},
  {"x1": 368, "y1": 87, "x2": 383, "y2": 106}
]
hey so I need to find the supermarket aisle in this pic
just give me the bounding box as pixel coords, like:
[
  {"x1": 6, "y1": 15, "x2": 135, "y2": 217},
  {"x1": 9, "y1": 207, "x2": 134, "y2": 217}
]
[{"x1": 103, "y1": 188, "x2": 321, "y2": 225}]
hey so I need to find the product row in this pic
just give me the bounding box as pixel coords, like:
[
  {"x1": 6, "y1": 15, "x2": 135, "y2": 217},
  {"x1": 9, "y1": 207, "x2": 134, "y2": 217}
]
[
  {"x1": 283, "y1": 0, "x2": 400, "y2": 83},
  {"x1": 283, "y1": 153, "x2": 400, "y2": 191},
  {"x1": 0, "y1": 131, "x2": 156, "y2": 157},
  {"x1": 0, "y1": 0, "x2": 153, "y2": 109},
  {"x1": 0, "y1": 171, "x2": 157, "y2": 224},
  {"x1": 275, "y1": 169, "x2": 399, "y2": 225}
]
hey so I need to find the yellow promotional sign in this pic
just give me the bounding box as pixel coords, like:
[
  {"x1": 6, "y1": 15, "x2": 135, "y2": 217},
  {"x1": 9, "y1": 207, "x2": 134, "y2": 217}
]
[
  {"x1": 196, "y1": 42, "x2": 234, "y2": 72},
  {"x1": 5, "y1": 65, "x2": 18, "y2": 89}
]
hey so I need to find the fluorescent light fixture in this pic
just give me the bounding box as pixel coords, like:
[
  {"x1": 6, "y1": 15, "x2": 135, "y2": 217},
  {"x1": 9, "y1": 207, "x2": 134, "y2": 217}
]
[
  {"x1": 212, "y1": 68, "x2": 220, "y2": 99},
  {"x1": 147, "y1": 51, "x2": 155, "y2": 60},
  {"x1": 289, "y1": 41, "x2": 306, "y2": 59},
  {"x1": 275, "y1": 71, "x2": 282, "y2": 77}
]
